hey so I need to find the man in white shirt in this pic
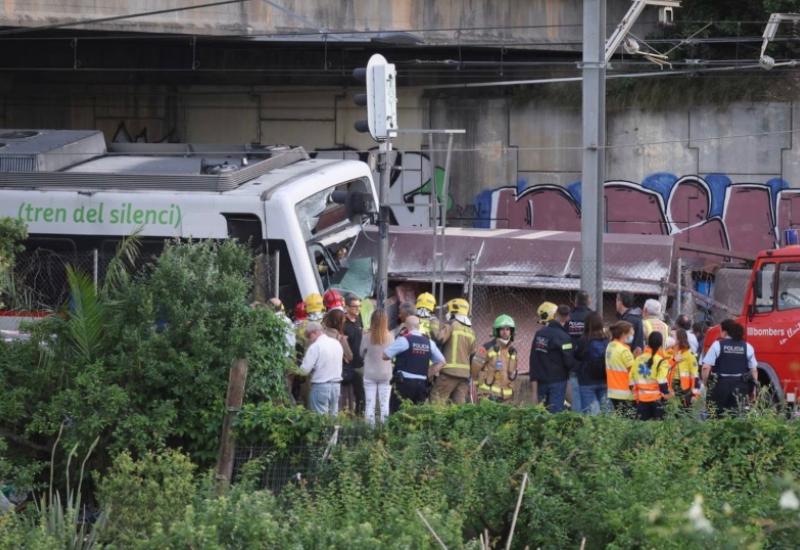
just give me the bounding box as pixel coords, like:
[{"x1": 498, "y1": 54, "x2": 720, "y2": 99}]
[{"x1": 299, "y1": 321, "x2": 344, "y2": 416}]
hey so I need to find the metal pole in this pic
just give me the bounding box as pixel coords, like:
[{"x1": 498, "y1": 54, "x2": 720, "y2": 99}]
[
  {"x1": 377, "y1": 139, "x2": 392, "y2": 309},
  {"x1": 273, "y1": 249, "x2": 280, "y2": 299},
  {"x1": 438, "y1": 133, "x2": 454, "y2": 309},
  {"x1": 676, "y1": 257, "x2": 683, "y2": 317},
  {"x1": 581, "y1": 0, "x2": 607, "y2": 316},
  {"x1": 467, "y1": 253, "x2": 476, "y2": 307},
  {"x1": 429, "y1": 132, "x2": 437, "y2": 297}
]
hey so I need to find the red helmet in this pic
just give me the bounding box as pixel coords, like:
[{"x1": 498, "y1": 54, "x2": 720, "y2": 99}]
[
  {"x1": 323, "y1": 289, "x2": 345, "y2": 311},
  {"x1": 293, "y1": 301, "x2": 307, "y2": 321}
]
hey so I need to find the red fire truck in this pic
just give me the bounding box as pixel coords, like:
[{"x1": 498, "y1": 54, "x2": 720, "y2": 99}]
[{"x1": 703, "y1": 245, "x2": 800, "y2": 404}]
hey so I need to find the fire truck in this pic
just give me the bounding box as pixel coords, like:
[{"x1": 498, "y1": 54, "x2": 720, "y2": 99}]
[{"x1": 703, "y1": 245, "x2": 800, "y2": 404}]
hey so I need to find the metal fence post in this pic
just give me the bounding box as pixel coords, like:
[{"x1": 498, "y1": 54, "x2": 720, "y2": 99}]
[{"x1": 676, "y1": 257, "x2": 683, "y2": 317}]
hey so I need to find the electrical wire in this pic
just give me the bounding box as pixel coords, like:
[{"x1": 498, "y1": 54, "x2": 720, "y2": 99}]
[
  {"x1": 0, "y1": 0, "x2": 251, "y2": 36},
  {"x1": 24, "y1": 122, "x2": 800, "y2": 156}
]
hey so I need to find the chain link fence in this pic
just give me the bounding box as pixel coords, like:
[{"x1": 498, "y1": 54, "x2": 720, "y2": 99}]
[
  {"x1": 233, "y1": 423, "x2": 374, "y2": 493},
  {"x1": 7, "y1": 248, "x2": 116, "y2": 311}
]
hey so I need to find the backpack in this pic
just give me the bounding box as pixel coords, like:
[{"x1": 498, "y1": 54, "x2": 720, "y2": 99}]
[{"x1": 584, "y1": 338, "x2": 608, "y2": 381}]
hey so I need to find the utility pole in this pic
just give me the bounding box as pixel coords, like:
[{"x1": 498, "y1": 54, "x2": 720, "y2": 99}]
[
  {"x1": 581, "y1": 0, "x2": 607, "y2": 316},
  {"x1": 377, "y1": 140, "x2": 392, "y2": 309},
  {"x1": 581, "y1": 0, "x2": 680, "y2": 315},
  {"x1": 352, "y1": 53, "x2": 397, "y2": 310}
]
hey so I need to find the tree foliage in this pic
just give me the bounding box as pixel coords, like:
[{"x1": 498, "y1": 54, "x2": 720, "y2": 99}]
[
  {"x1": 0, "y1": 239, "x2": 292, "y2": 491},
  {"x1": 0, "y1": 217, "x2": 27, "y2": 309}
]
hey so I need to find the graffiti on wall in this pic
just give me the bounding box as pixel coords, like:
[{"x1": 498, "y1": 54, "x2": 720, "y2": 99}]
[{"x1": 474, "y1": 173, "x2": 800, "y2": 257}]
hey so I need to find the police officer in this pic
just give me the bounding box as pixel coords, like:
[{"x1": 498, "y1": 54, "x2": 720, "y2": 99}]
[
  {"x1": 431, "y1": 298, "x2": 477, "y2": 404},
  {"x1": 567, "y1": 290, "x2": 592, "y2": 342},
  {"x1": 383, "y1": 316, "x2": 446, "y2": 412},
  {"x1": 566, "y1": 290, "x2": 593, "y2": 412},
  {"x1": 471, "y1": 314, "x2": 518, "y2": 402},
  {"x1": 415, "y1": 292, "x2": 441, "y2": 339},
  {"x1": 701, "y1": 319, "x2": 758, "y2": 415},
  {"x1": 530, "y1": 303, "x2": 576, "y2": 413}
]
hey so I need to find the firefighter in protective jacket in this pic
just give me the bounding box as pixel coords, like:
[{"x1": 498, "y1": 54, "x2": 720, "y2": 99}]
[
  {"x1": 471, "y1": 314, "x2": 518, "y2": 402},
  {"x1": 431, "y1": 298, "x2": 477, "y2": 404},
  {"x1": 415, "y1": 292, "x2": 441, "y2": 339}
]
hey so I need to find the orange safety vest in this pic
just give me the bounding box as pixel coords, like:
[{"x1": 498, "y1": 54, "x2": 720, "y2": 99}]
[
  {"x1": 630, "y1": 349, "x2": 670, "y2": 403},
  {"x1": 605, "y1": 340, "x2": 635, "y2": 401},
  {"x1": 668, "y1": 347, "x2": 700, "y2": 394}
]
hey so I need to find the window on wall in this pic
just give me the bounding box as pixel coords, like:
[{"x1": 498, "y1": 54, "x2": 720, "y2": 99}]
[
  {"x1": 754, "y1": 263, "x2": 775, "y2": 313},
  {"x1": 778, "y1": 263, "x2": 800, "y2": 311}
]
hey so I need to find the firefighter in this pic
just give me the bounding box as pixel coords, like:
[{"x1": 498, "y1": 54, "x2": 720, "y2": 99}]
[
  {"x1": 292, "y1": 292, "x2": 325, "y2": 407},
  {"x1": 296, "y1": 292, "x2": 324, "y2": 352},
  {"x1": 529, "y1": 303, "x2": 575, "y2": 413},
  {"x1": 430, "y1": 298, "x2": 477, "y2": 404},
  {"x1": 701, "y1": 319, "x2": 758, "y2": 415},
  {"x1": 471, "y1": 314, "x2": 518, "y2": 402},
  {"x1": 415, "y1": 292, "x2": 440, "y2": 339},
  {"x1": 629, "y1": 331, "x2": 671, "y2": 420},
  {"x1": 323, "y1": 289, "x2": 345, "y2": 312}
]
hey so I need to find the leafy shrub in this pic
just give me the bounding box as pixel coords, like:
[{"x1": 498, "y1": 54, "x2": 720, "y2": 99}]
[
  {"x1": 0, "y1": 239, "x2": 292, "y2": 490},
  {"x1": 96, "y1": 449, "x2": 196, "y2": 547}
]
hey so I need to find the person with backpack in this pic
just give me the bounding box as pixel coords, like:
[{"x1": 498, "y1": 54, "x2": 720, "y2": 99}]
[
  {"x1": 629, "y1": 332, "x2": 671, "y2": 420},
  {"x1": 574, "y1": 312, "x2": 609, "y2": 415}
]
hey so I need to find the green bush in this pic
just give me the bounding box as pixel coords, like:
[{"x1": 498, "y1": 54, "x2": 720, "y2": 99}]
[
  {"x1": 0, "y1": 239, "x2": 292, "y2": 491},
  {"x1": 233, "y1": 403, "x2": 800, "y2": 549},
  {"x1": 96, "y1": 449, "x2": 196, "y2": 547}
]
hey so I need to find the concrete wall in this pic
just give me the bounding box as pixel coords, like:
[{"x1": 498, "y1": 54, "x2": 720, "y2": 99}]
[
  {"x1": 2, "y1": 80, "x2": 799, "y2": 256},
  {"x1": 0, "y1": 0, "x2": 653, "y2": 47}
]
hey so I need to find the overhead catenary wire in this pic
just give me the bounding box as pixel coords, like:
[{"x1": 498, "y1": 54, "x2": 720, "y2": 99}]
[
  {"x1": 25, "y1": 125, "x2": 800, "y2": 156},
  {"x1": 0, "y1": 0, "x2": 252, "y2": 36}
]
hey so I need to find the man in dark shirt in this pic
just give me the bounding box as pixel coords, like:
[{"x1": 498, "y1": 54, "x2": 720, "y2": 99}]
[
  {"x1": 343, "y1": 294, "x2": 365, "y2": 414},
  {"x1": 530, "y1": 304, "x2": 576, "y2": 413},
  {"x1": 566, "y1": 290, "x2": 592, "y2": 412},
  {"x1": 616, "y1": 291, "x2": 644, "y2": 356}
]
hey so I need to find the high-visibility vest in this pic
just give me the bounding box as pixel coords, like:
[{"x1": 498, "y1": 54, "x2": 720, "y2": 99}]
[
  {"x1": 630, "y1": 349, "x2": 670, "y2": 403},
  {"x1": 642, "y1": 318, "x2": 669, "y2": 341},
  {"x1": 668, "y1": 347, "x2": 699, "y2": 392},
  {"x1": 441, "y1": 322, "x2": 476, "y2": 378},
  {"x1": 605, "y1": 340, "x2": 635, "y2": 401}
]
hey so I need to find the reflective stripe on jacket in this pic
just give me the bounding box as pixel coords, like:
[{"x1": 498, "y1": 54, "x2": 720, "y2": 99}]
[
  {"x1": 669, "y1": 347, "x2": 699, "y2": 391},
  {"x1": 605, "y1": 340, "x2": 635, "y2": 401},
  {"x1": 439, "y1": 321, "x2": 476, "y2": 379},
  {"x1": 630, "y1": 348, "x2": 670, "y2": 403},
  {"x1": 642, "y1": 318, "x2": 669, "y2": 341},
  {"x1": 472, "y1": 339, "x2": 517, "y2": 397}
]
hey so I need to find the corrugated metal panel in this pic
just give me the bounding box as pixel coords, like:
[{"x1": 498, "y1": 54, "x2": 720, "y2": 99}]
[{"x1": 353, "y1": 226, "x2": 674, "y2": 295}]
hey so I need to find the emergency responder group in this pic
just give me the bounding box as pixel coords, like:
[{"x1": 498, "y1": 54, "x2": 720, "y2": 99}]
[{"x1": 288, "y1": 288, "x2": 758, "y2": 420}]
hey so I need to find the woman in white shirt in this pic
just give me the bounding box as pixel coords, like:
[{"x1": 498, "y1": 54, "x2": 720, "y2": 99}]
[{"x1": 359, "y1": 309, "x2": 393, "y2": 425}]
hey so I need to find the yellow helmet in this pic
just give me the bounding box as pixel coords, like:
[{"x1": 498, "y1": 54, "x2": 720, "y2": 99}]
[
  {"x1": 446, "y1": 298, "x2": 470, "y2": 317},
  {"x1": 416, "y1": 292, "x2": 436, "y2": 312},
  {"x1": 537, "y1": 301, "x2": 558, "y2": 324},
  {"x1": 304, "y1": 292, "x2": 324, "y2": 314}
]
